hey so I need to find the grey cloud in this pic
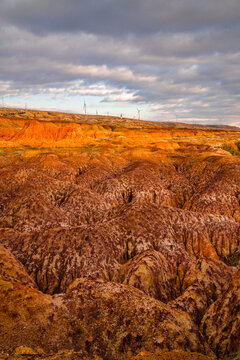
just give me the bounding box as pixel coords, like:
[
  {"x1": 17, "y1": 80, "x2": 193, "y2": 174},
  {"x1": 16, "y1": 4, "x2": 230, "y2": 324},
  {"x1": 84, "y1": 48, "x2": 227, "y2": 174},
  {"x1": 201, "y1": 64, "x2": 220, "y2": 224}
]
[
  {"x1": 1, "y1": 0, "x2": 240, "y2": 36},
  {"x1": 0, "y1": 0, "x2": 239, "y2": 124}
]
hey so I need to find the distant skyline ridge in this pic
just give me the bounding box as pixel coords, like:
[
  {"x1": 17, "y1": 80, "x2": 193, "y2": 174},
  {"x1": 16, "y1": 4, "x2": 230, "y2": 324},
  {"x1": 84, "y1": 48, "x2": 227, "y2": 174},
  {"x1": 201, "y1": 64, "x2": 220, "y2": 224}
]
[{"x1": 0, "y1": 0, "x2": 239, "y2": 125}]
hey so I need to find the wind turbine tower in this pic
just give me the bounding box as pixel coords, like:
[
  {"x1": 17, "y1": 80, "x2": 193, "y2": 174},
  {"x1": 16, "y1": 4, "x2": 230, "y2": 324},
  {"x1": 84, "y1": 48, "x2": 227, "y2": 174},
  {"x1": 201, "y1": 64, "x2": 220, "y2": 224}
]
[
  {"x1": 83, "y1": 100, "x2": 87, "y2": 115},
  {"x1": 137, "y1": 108, "x2": 142, "y2": 120}
]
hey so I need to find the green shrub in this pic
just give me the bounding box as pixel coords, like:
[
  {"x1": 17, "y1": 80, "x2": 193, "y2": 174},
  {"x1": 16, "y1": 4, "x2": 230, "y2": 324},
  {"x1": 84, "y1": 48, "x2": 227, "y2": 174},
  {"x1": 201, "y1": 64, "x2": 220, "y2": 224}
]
[
  {"x1": 227, "y1": 251, "x2": 240, "y2": 266},
  {"x1": 221, "y1": 144, "x2": 239, "y2": 156},
  {"x1": 235, "y1": 142, "x2": 240, "y2": 151}
]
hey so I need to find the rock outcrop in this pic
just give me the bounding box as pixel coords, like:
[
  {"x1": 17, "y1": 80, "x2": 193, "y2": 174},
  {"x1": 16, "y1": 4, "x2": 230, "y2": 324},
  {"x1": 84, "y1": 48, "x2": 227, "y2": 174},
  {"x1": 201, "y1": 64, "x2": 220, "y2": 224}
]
[
  {"x1": 201, "y1": 268, "x2": 240, "y2": 357},
  {"x1": 0, "y1": 244, "x2": 37, "y2": 288}
]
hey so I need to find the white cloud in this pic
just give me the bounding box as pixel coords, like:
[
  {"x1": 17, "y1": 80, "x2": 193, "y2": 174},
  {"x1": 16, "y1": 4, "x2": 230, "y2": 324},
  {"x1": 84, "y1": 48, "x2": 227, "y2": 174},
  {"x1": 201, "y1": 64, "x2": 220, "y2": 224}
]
[{"x1": 63, "y1": 64, "x2": 156, "y2": 84}]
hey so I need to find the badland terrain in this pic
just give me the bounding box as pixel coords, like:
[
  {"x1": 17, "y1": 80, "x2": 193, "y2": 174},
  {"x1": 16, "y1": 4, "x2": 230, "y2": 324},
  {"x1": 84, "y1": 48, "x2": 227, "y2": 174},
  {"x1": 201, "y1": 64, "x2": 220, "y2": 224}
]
[{"x1": 0, "y1": 108, "x2": 239, "y2": 360}]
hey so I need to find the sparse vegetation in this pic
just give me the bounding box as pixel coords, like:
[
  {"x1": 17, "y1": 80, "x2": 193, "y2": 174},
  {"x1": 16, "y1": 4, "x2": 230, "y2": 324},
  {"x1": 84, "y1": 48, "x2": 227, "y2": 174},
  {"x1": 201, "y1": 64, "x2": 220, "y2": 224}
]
[
  {"x1": 221, "y1": 142, "x2": 240, "y2": 155},
  {"x1": 224, "y1": 351, "x2": 240, "y2": 360},
  {"x1": 227, "y1": 251, "x2": 240, "y2": 266}
]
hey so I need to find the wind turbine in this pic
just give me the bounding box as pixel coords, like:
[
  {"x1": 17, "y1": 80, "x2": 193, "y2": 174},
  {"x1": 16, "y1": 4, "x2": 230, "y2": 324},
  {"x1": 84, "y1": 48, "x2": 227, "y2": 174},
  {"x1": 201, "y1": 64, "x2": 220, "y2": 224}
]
[
  {"x1": 137, "y1": 108, "x2": 142, "y2": 120},
  {"x1": 1, "y1": 97, "x2": 5, "y2": 108},
  {"x1": 83, "y1": 100, "x2": 87, "y2": 115}
]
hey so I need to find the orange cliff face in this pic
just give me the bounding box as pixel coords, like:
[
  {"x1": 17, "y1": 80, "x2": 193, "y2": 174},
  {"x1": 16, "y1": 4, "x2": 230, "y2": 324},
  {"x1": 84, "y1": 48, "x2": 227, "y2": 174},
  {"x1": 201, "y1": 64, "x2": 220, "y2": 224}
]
[{"x1": 0, "y1": 108, "x2": 239, "y2": 360}]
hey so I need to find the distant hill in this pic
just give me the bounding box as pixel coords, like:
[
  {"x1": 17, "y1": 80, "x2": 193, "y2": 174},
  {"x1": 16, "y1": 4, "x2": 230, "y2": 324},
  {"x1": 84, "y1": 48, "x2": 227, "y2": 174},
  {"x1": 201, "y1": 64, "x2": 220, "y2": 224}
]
[{"x1": 0, "y1": 107, "x2": 239, "y2": 131}]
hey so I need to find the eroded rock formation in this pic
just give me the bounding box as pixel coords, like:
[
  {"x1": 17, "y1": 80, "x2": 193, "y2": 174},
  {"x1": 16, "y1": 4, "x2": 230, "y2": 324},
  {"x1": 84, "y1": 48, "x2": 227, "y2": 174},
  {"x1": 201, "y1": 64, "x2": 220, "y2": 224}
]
[{"x1": 0, "y1": 109, "x2": 239, "y2": 359}]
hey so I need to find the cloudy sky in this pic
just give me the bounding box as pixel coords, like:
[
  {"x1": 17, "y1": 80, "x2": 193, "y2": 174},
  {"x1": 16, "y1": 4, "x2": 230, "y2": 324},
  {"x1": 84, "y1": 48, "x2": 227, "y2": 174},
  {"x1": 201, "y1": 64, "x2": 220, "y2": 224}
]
[{"x1": 0, "y1": 0, "x2": 240, "y2": 124}]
